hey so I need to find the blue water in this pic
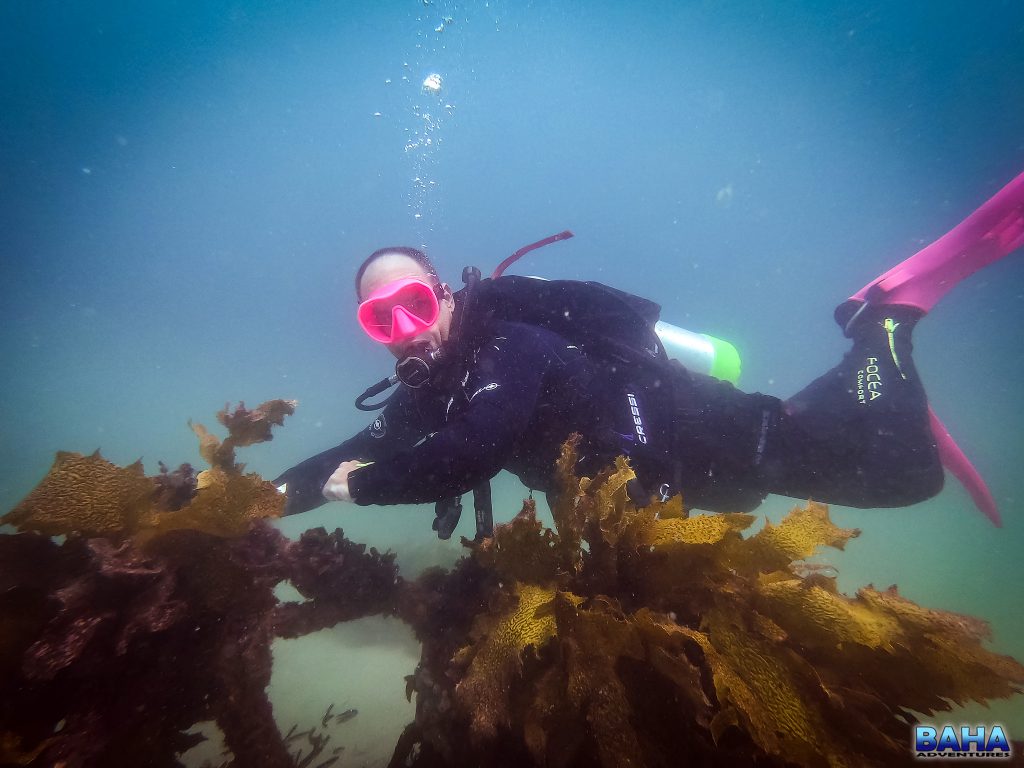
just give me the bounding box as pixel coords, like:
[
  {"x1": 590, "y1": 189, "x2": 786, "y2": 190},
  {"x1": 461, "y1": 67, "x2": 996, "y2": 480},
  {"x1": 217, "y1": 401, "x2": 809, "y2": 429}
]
[{"x1": 2, "y1": 0, "x2": 1023, "y2": 758}]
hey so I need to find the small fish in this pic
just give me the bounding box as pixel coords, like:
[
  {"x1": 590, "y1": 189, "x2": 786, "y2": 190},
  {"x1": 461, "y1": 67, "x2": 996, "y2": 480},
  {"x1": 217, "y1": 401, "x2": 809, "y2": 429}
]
[
  {"x1": 321, "y1": 703, "x2": 335, "y2": 727},
  {"x1": 334, "y1": 708, "x2": 358, "y2": 724}
]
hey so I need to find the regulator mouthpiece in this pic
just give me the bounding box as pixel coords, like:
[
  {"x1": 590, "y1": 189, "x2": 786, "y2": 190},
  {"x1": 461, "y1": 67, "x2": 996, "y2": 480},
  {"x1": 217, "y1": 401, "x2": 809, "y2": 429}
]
[{"x1": 396, "y1": 343, "x2": 446, "y2": 389}]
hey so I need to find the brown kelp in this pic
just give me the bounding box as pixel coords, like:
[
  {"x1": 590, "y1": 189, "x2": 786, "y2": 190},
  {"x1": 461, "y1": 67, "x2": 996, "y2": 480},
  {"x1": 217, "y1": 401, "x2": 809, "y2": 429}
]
[
  {"x1": 3, "y1": 400, "x2": 298, "y2": 541},
  {"x1": 0, "y1": 401, "x2": 401, "y2": 768},
  {"x1": 392, "y1": 436, "x2": 1024, "y2": 767},
  {"x1": 2, "y1": 405, "x2": 1022, "y2": 768}
]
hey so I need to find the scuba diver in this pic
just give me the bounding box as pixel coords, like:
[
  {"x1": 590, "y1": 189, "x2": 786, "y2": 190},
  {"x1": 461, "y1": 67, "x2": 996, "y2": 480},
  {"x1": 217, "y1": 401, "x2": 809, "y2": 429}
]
[{"x1": 274, "y1": 172, "x2": 1023, "y2": 537}]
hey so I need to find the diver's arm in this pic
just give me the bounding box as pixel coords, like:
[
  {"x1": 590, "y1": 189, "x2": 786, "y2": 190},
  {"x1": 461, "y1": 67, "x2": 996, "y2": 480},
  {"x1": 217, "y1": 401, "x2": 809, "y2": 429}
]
[
  {"x1": 346, "y1": 331, "x2": 547, "y2": 505},
  {"x1": 272, "y1": 388, "x2": 425, "y2": 515}
]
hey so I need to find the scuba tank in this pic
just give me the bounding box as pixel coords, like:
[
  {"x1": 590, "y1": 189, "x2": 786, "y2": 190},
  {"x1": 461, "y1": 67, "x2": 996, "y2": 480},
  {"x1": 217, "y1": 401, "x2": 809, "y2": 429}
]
[
  {"x1": 654, "y1": 321, "x2": 741, "y2": 385},
  {"x1": 492, "y1": 231, "x2": 742, "y2": 384}
]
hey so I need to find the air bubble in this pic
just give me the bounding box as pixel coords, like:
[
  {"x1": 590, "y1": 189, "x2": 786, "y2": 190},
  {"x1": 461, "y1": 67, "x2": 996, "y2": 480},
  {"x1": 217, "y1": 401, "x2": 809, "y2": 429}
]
[{"x1": 422, "y1": 73, "x2": 443, "y2": 93}]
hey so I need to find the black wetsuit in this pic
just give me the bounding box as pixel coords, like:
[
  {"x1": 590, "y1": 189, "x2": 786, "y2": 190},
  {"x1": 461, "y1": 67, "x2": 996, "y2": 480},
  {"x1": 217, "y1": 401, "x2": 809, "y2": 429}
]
[{"x1": 275, "y1": 298, "x2": 943, "y2": 516}]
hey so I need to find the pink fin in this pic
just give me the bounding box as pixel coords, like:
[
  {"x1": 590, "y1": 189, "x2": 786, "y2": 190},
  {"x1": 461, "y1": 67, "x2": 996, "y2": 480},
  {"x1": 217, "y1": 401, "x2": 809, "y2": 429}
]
[
  {"x1": 850, "y1": 170, "x2": 1024, "y2": 312},
  {"x1": 928, "y1": 407, "x2": 1001, "y2": 527}
]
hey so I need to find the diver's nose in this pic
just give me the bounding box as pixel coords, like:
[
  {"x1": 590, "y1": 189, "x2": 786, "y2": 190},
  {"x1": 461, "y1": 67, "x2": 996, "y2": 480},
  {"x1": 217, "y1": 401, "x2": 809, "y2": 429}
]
[{"x1": 391, "y1": 306, "x2": 421, "y2": 342}]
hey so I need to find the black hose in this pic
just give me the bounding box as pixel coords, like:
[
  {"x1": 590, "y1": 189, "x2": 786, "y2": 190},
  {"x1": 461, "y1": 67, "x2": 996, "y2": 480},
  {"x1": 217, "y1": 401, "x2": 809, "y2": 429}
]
[{"x1": 355, "y1": 375, "x2": 398, "y2": 411}]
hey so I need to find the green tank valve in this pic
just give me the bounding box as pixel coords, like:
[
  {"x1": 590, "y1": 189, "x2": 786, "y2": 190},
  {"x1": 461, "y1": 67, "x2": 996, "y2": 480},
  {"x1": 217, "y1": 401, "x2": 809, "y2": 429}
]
[
  {"x1": 705, "y1": 333, "x2": 742, "y2": 384},
  {"x1": 654, "y1": 321, "x2": 742, "y2": 385}
]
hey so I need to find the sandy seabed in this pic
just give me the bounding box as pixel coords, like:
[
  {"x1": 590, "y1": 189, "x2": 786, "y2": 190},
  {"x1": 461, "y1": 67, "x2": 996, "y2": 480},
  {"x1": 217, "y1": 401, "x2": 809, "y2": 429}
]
[{"x1": 180, "y1": 615, "x2": 419, "y2": 768}]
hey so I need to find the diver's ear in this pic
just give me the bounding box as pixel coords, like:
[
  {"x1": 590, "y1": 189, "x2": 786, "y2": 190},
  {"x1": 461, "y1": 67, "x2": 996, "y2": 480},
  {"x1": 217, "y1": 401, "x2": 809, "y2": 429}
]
[{"x1": 440, "y1": 283, "x2": 454, "y2": 305}]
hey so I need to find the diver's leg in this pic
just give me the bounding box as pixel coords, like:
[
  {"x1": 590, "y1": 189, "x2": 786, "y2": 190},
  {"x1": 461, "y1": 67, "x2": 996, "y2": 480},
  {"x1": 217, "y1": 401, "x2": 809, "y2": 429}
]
[
  {"x1": 762, "y1": 305, "x2": 943, "y2": 508},
  {"x1": 823, "y1": 173, "x2": 1022, "y2": 521}
]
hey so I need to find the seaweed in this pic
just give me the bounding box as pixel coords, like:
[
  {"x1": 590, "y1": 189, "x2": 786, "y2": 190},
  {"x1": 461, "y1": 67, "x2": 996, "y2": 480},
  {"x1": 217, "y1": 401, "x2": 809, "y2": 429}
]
[
  {"x1": 1, "y1": 400, "x2": 297, "y2": 541},
  {"x1": 3, "y1": 406, "x2": 1022, "y2": 768},
  {"x1": 2, "y1": 451, "x2": 156, "y2": 539},
  {"x1": 201, "y1": 705, "x2": 350, "y2": 768},
  {"x1": 282, "y1": 705, "x2": 349, "y2": 768},
  {"x1": 0, "y1": 401, "x2": 401, "y2": 768},
  {"x1": 191, "y1": 399, "x2": 297, "y2": 473},
  {"x1": 392, "y1": 436, "x2": 1024, "y2": 767}
]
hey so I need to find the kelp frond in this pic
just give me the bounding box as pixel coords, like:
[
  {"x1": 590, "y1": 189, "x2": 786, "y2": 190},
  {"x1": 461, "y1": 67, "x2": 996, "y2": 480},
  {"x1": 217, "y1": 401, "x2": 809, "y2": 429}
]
[
  {"x1": 404, "y1": 437, "x2": 1024, "y2": 768},
  {"x1": 1, "y1": 400, "x2": 295, "y2": 541}
]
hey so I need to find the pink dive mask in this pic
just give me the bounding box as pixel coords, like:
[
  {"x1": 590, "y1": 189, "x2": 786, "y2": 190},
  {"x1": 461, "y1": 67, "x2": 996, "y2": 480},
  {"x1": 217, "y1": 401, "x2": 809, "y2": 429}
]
[{"x1": 357, "y1": 277, "x2": 443, "y2": 343}]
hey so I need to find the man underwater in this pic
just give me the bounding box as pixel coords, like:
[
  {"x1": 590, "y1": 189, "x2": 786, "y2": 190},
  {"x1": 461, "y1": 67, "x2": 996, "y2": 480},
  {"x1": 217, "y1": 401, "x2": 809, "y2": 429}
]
[{"x1": 275, "y1": 172, "x2": 1024, "y2": 531}]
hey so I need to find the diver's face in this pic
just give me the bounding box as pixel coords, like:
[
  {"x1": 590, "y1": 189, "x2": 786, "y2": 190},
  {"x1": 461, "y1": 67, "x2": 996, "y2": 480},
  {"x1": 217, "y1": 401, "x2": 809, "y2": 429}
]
[{"x1": 358, "y1": 254, "x2": 454, "y2": 359}]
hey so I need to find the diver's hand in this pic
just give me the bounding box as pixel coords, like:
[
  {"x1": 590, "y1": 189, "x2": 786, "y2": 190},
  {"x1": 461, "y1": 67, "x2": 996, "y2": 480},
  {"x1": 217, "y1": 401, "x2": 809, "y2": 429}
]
[{"x1": 322, "y1": 459, "x2": 371, "y2": 503}]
